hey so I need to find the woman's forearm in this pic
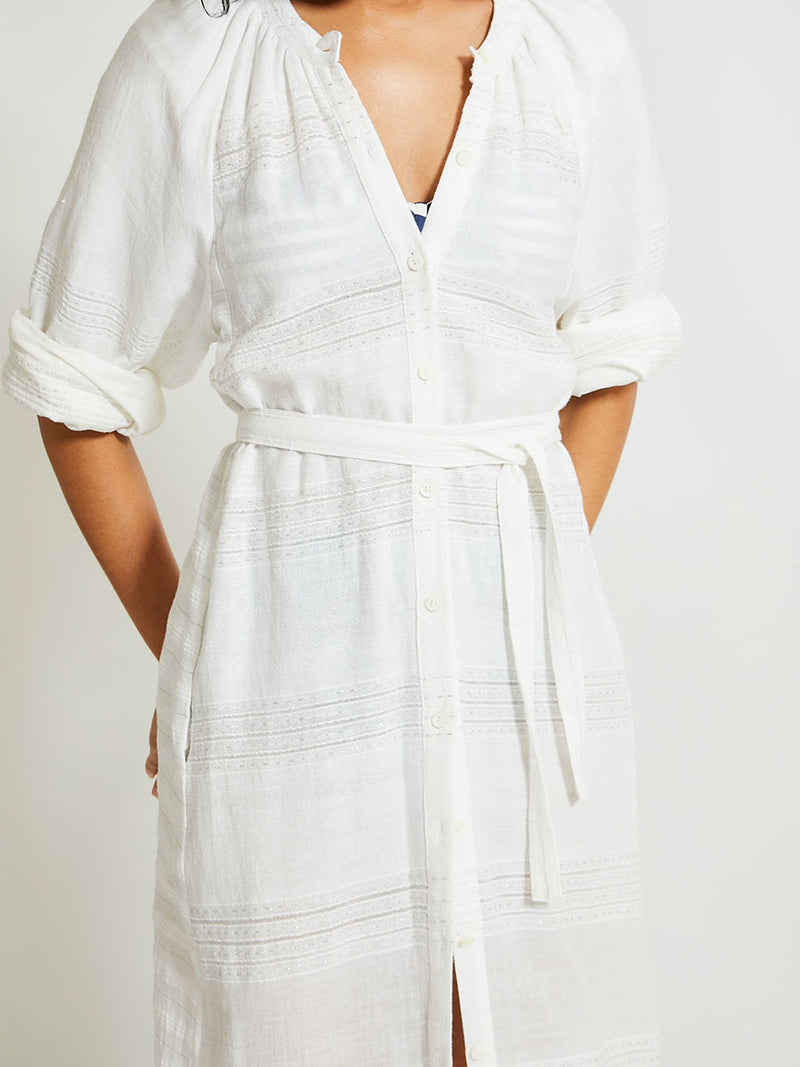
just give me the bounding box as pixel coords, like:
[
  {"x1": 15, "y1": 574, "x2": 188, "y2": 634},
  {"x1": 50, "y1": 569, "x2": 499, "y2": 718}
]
[
  {"x1": 558, "y1": 382, "x2": 638, "y2": 533},
  {"x1": 37, "y1": 416, "x2": 179, "y2": 659}
]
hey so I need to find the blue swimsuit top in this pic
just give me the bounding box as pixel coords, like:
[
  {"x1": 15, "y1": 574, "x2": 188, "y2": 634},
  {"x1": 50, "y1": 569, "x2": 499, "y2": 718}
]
[{"x1": 408, "y1": 200, "x2": 433, "y2": 232}]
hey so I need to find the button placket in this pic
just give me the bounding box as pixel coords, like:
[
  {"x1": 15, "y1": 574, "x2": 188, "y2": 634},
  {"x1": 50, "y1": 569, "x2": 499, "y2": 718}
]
[
  {"x1": 395, "y1": 29, "x2": 507, "y2": 1060},
  {"x1": 450, "y1": 723, "x2": 497, "y2": 1064},
  {"x1": 294, "y1": 9, "x2": 517, "y2": 1057},
  {"x1": 404, "y1": 238, "x2": 438, "y2": 415},
  {"x1": 413, "y1": 458, "x2": 459, "y2": 1065}
]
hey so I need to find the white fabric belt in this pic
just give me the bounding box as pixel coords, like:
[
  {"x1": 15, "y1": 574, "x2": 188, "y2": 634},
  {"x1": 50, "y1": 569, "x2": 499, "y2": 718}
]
[{"x1": 234, "y1": 406, "x2": 586, "y2": 905}]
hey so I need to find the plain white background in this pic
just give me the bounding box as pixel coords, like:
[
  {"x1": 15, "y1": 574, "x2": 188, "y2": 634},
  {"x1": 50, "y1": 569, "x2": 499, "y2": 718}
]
[{"x1": 1, "y1": 0, "x2": 798, "y2": 1063}]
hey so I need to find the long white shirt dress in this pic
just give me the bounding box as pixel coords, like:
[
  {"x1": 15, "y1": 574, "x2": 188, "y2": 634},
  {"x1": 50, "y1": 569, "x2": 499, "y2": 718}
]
[{"x1": 2, "y1": 0, "x2": 683, "y2": 1063}]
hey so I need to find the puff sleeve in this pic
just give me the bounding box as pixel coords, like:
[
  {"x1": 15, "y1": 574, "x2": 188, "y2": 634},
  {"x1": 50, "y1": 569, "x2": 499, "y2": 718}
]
[
  {"x1": 2, "y1": 21, "x2": 218, "y2": 435},
  {"x1": 555, "y1": 27, "x2": 683, "y2": 397}
]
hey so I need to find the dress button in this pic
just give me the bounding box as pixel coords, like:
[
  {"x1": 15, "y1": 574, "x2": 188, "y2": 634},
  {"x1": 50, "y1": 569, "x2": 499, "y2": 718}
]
[
  {"x1": 457, "y1": 932, "x2": 477, "y2": 946},
  {"x1": 430, "y1": 711, "x2": 448, "y2": 730},
  {"x1": 423, "y1": 594, "x2": 440, "y2": 612},
  {"x1": 406, "y1": 250, "x2": 424, "y2": 271},
  {"x1": 418, "y1": 480, "x2": 433, "y2": 498},
  {"x1": 468, "y1": 1044, "x2": 486, "y2": 1061},
  {"x1": 416, "y1": 363, "x2": 433, "y2": 381},
  {"x1": 454, "y1": 818, "x2": 465, "y2": 832},
  {"x1": 455, "y1": 148, "x2": 472, "y2": 166}
]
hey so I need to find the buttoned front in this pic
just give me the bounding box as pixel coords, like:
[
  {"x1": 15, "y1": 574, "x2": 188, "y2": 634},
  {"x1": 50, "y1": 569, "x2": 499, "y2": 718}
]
[{"x1": 2, "y1": 0, "x2": 682, "y2": 1064}]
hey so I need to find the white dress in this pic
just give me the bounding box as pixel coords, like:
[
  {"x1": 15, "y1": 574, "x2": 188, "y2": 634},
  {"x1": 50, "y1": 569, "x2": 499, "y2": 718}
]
[{"x1": 2, "y1": 0, "x2": 683, "y2": 1063}]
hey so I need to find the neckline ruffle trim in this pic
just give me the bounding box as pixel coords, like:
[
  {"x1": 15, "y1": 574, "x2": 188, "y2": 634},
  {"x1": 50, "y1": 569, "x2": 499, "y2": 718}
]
[{"x1": 262, "y1": 0, "x2": 524, "y2": 76}]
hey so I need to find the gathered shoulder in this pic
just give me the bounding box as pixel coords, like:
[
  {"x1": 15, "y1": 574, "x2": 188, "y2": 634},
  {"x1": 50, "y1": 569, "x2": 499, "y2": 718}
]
[
  {"x1": 520, "y1": 0, "x2": 629, "y2": 85},
  {"x1": 110, "y1": 0, "x2": 262, "y2": 116}
]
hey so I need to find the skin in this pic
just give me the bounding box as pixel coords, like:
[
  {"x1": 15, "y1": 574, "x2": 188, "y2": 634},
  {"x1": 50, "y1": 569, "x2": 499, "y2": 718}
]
[
  {"x1": 35, "y1": 418, "x2": 177, "y2": 800},
  {"x1": 558, "y1": 382, "x2": 638, "y2": 532},
  {"x1": 35, "y1": 2, "x2": 638, "y2": 1061}
]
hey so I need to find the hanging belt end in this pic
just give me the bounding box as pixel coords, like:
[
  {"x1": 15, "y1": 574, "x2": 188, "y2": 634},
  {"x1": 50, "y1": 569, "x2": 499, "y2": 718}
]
[
  {"x1": 571, "y1": 751, "x2": 587, "y2": 800},
  {"x1": 528, "y1": 857, "x2": 563, "y2": 906},
  {"x1": 527, "y1": 808, "x2": 564, "y2": 906}
]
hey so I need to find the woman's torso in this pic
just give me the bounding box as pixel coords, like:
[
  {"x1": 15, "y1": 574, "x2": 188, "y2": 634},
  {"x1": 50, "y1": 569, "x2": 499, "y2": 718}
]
[{"x1": 197, "y1": 0, "x2": 595, "y2": 424}]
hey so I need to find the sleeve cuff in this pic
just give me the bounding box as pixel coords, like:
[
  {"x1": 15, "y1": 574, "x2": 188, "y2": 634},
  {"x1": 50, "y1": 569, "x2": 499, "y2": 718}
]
[
  {"x1": 3, "y1": 307, "x2": 165, "y2": 435},
  {"x1": 558, "y1": 293, "x2": 683, "y2": 398}
]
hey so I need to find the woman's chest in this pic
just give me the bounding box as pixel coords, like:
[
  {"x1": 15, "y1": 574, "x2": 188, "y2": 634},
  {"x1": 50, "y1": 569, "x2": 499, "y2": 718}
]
[
  {"x1": 210, "y1": 28, "x2": 584, "y2": 339},
  {"x1": 289, "y1": 0, "x2": 496, "y2": 205}
]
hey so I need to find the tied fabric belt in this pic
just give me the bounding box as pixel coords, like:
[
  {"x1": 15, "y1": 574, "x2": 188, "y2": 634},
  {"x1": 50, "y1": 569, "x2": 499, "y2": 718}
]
[{"x1": 235, "y1": 406, "x2": 587, "y2": 905}]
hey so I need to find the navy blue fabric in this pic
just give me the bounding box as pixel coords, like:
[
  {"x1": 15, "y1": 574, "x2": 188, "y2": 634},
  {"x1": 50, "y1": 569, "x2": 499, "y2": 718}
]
[{"x1": 410, "y1": 200, "x2": 433, "y2": 232}]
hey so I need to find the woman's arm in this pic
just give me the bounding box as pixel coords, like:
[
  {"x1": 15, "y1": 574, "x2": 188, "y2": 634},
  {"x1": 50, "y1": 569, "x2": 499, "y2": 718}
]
[
  {"x1": 36, "y1": 416, "x2": 179, "y2": 660},
  {"x1": 558, "y1": 381, "x2": 638, "y2": 533}
]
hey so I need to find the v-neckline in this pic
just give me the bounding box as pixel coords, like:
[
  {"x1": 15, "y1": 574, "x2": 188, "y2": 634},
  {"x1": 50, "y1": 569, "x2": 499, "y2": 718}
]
[{"x1": 265, "y1": 0, "x2": 521, "y2": 268}]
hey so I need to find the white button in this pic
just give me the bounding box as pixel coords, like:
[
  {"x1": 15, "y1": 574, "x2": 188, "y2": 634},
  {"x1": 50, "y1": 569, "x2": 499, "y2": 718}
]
[
  {"x1": 468, "y1": 1044, "x2": 486, "y2": 1061},
  {"x1": 430, "y1": 711, "x2": 448, "y2": 730},
  {"x1": 418, "y1": 481, "x2": 433, "y2": 498},
  {"x1": 423, "y1": 594, "x2": 440, "y2": 612},
  {"x1": 455, "y1": 148, "x2": 472, "y2": 166},
  {"x1": 406, "y1": 250, "x2": 424, "y2": 271},
  {"x1": 454, "y1": 818, "x2": 465, "y2": 832},
  {"x1": 457, "y1": 932, "x2": 477, "y2": 946},
  {"x1": 416, "y1": 363, "x2": 433, "y2": 381}
]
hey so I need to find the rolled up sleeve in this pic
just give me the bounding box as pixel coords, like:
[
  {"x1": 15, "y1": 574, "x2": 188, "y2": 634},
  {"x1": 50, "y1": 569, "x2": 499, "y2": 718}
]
[
  {"x1": 555, "y1": 27, "x2": 683, "y2": 398},
  {"x1": 2, "y1": 19, "x2": 218, "y2": 434}
]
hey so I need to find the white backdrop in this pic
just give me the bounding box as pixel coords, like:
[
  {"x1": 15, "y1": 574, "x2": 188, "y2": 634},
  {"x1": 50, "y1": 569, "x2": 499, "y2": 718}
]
[{"x1": 2, "y1": 1, "x2": 798, "y2": 1064}]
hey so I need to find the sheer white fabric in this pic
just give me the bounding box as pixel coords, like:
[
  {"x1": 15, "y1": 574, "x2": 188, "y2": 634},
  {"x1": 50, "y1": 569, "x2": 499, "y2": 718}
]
[{"x1": 2, "y1": 0, "x2": 682, "y2": 1063}]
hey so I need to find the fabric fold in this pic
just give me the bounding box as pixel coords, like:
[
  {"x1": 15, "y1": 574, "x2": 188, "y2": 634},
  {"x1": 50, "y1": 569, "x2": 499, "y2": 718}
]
[
  {"x1": 558, "y1": 293, "x2": 683, "y2": 397},
  {"x1": 4, "y1": 307, "x2": 165, "y2": 435}
]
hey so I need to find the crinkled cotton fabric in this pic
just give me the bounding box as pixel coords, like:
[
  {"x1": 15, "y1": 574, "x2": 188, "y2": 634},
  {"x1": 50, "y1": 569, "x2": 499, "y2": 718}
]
[{"x1": 2, "y1": 0, "x2": 683, "y2": 1063}]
